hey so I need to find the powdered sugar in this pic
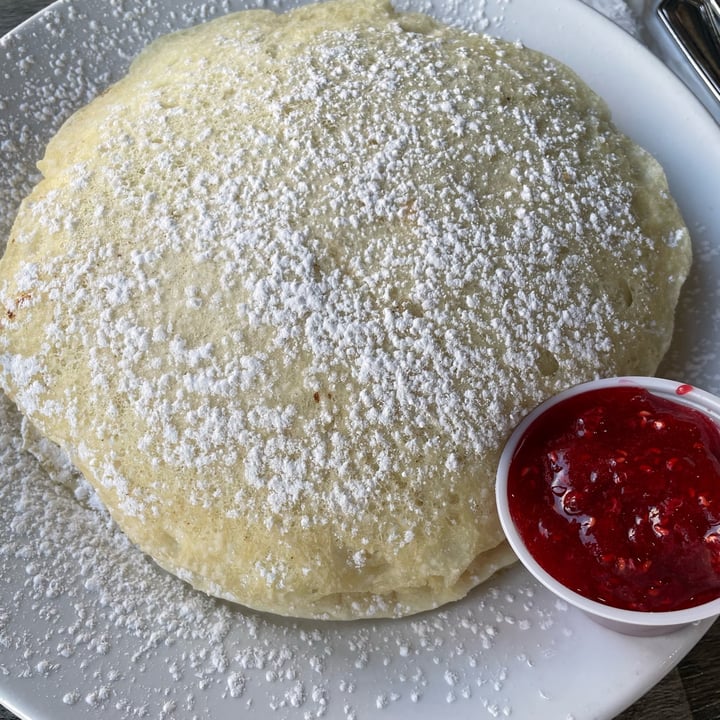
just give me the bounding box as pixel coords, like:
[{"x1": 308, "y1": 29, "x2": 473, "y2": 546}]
[
  {"x1": 0, "y1": 3, "x2": 679, "y2": 544},
  {"x1": 583, "y1": 0, "x2": 640, "y2": 36},
  {"x1": 0, "y1": 401, "x2": 582, "y2": 718}
]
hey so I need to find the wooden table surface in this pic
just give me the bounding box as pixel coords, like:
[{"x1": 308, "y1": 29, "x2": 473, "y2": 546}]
[{"x1": 1, "y1": 1, "x2": 719, "y2": 718}]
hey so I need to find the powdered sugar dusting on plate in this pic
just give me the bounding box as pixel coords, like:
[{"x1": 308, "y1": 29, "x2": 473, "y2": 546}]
[
  {"x1": 3, "y1": 419, "x2": 581, "y2": 718},
  {"x1": 1, "y1": 385, "x2": 578, "y2": 719}
]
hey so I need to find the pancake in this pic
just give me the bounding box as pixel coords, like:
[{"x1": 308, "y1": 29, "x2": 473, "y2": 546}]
[{"x1": 0, "y1": 0, "x2": 691, "y2": 619}]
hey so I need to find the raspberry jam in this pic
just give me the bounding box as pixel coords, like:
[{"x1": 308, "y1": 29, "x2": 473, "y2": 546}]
[{"x1": 507, "y1": 385, "x2": 720, "y2": 612}]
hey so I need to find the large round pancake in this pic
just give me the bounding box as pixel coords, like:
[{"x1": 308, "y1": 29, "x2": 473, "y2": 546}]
[{"x1": 0, "y1": 0, "x2": 691, "y2": 619}]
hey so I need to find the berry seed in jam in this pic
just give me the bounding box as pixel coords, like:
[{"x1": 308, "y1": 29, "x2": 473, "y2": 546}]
[{"x1": 507, "y1": 385, "x2": 720, "y2": 612}]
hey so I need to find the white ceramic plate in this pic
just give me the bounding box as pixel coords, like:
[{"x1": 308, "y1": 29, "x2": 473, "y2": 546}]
[{"x1": 1, "y1": 1, "x2": 719, "y2": 718}]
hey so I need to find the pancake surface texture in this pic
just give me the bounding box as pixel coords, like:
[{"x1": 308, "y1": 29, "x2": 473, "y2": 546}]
[{"x1": 0, "y1": 0, "x2": 691, "y2": 618}]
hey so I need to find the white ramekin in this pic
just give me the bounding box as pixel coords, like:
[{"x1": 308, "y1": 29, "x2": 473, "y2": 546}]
[{"x1": 496, "y1": 376, "x2": 720, "y2": 636}]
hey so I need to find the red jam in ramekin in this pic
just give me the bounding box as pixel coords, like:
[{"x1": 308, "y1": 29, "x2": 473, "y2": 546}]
[{"x1": 506, "y1": 383, "x2": 720, "y2": 613}]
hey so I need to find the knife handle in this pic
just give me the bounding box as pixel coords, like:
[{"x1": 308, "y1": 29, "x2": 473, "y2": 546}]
[{"x1": 657, "y1": 0, "x2": 720, "y2": 103}]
